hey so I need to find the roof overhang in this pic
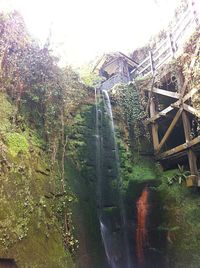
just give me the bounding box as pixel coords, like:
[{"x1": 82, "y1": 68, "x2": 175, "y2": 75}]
[{"x1": 93, "y1": 52, "x2": 138, "y2": 73}]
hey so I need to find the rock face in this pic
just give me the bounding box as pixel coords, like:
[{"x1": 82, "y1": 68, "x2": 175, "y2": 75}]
[
  {"x1": 0, "y1": 92, "x2": 74, "y2": 267},
  {"x1": 65, "y1": 104, "x2": 107, "y2": 268},
  {"x1": 65, "y1": 89, "x2": 166, "y2": 268},
  {"x1": 109, "y1": 83, "x2": 200, "y2": 268},
  {"x1": 2, "y1": 78, "x2": 200, "y2": 267}
]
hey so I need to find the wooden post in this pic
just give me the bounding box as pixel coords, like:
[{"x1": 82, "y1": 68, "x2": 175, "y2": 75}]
[
  {"x1": 168, "y1": 32, "x2": 175, "y2": 57},
  {"x1": 149, "y1": 51, "x2": 154, "y2": 75},
  {"x1": 149, "y1": 95, "x2": 159, "y2": 151},
  {"x1": 156, "y1": 108, "x2": 183, "y2": 154},
  {"x1": 182, "y1": 111, "x2": 199, "y2": 185}
]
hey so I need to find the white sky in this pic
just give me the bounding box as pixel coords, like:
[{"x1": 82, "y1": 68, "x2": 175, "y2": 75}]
[{"x1": 0, "y1": 0, "x2": 181, "y2": 67}]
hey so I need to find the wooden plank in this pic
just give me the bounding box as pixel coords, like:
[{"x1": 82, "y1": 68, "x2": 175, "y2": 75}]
[
  {"x1": 171, "y1": 8, "x2": 191, "y2": 37},
  {"x1": 138, "y1": 63, "x2": 151, "y2": 75},
  {"x1": 157, "y1": 136, "x2": 200, "y2": 159},
  {"x1": 152, "y1": 39, "x2": 168, "y2": 56},
  {"x1": 154, "y1": 52, "x2": 171, "y2": 69},
  {"x1": 153, "y1": 46, "x2": 169, "y2": 62},
  {"x1": 183, "y1": 103, "x2": 200, "y2": 118},
  {"x1": 137, "y1": 56, "x2": 150, "y2": 69},
  {"x1": 173, "y1": 13, "x2": 193, "y2": 45},
  {"x1": 145, "y1": 87, "x2": 180, "y2": 99},
  {"x1": 156, "y1": 108, "x2": 183, "y2": 153}
]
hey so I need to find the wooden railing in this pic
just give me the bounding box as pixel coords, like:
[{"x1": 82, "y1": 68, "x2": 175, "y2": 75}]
[
  {"x1": 132, "y1": 0, "x2": 200, "y2": 78},
  {"x1": 100, "y1": 73, "x2": 129, "y2": 91}
]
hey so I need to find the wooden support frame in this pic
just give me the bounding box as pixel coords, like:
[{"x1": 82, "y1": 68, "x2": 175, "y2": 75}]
[
  {"x1": 146, "y1": 87, "x2": 200, "y2": 124},
  {"x1": 146, "y1": 43, "x2": 200, "y2": 185},
  {"x1": 182, "y1": 110, "x2": 199, "y2": 178},
  {"x1": 146, "y1": 87, "x2": 180, "y2": 99},
  {"x1": 183, "y1": 103, "x2": 200, "y2": 119},
  {"x1": 157, "y1": 136, "x2": 200, "y2": 159},
  {"x1": 156, "y1": 108, "x2": 183, "y2": 154}
]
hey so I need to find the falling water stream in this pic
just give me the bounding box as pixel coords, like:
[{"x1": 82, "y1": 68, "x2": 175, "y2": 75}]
[
  {"x1": 94, "y1": 88, "x2": 165, "y2": 268},
  {"x1": 95, "y1": 88, "x2": 132, "y2": 268}
]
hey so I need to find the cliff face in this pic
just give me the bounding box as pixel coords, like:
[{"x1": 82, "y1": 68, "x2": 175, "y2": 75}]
[
  {"x1": 65, "y1": 103, "x2": 107, "y2": 268},
  {"x1": 0, "y1": 92, "x2": 74, "y2": 267},
  {"x1": 109, "y1": 79, "x2": 200, "y2": 268}
]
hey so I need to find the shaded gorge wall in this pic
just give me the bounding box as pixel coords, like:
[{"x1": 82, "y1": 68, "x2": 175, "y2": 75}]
[{"x1": 65, "y1": 82, "x2": 200, "y2": 268}]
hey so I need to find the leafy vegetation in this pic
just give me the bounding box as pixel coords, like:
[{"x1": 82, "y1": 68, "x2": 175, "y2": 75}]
[
  {"x1": 0, "y1": 10, "x2": 91, "y2": 267},
  {"x1": 78, "y1": 64, "x2": 104, "y2": 88},
  {"x1": 110, "y1": 83, "x2": 151, "y2": 150}
]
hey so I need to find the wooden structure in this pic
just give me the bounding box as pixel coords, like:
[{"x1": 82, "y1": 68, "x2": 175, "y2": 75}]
[
  {"x1": 144, "y1": 39, "x2": 200, "y2": 186},
  {"x1": 132, "y1": 0, "x2": 200, "y2": 186},
  {"x1": 132, "y1": 0, "x2": 200, "y2": 77},
  {"x1": 93, "y1": 0, "x2": 200, "y2": 185},
  {"x1": 94, "y1": 52, "x2": 138, "y2": 91}
]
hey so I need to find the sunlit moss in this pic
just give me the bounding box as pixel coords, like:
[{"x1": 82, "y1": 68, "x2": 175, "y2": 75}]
[{"x1": 6, "y1": 132, "x2": 29, "y2": 157}]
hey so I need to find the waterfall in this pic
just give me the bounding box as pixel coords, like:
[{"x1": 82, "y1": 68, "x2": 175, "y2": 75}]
[
  {"x1": 136, "y1": 187, "x2": 149, "y2": 267},
  {"x1": 95, "y1": 88, "x2": 132, "y2": 268},
  {"x1": 95, "y1": 88, "x2": 102, "y2": 209},
  {"x1": 95, "y1": 88, "x2": 116, "y2": 267},
  {"x1": 100, "y1": 220, "x2": 117, "y2": 268}
]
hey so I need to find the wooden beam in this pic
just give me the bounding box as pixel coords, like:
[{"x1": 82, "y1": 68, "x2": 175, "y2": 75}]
[
  {"x1": 156, "y1": 108, "x2": 183, "y2": 154},
  {"x1": 183, "y1": 103, "x2": 200, "y2": 119},
  {"x1": 188, "y1": 149, "x2": 199, "y2": 176},
  {"x1": 145, "y1": 87, "x2": 180, "y2": 99},
  {"x1": 157, "y1": 136, "x2": 200, "y2": 159},
  {"x1": 182, "y1": 110, "x2": 192, "y2": 142},
  {"x1": 182, "y1": 110, "x2": 199, "y2": 177},
  {"x1": 146, "y1": 106, "x2": 174, "y2": 123},
  {"x1": 149, "y1": 96, "x2": 159, "y2": 150},
  {"x1": 182, "y1": 87, "x2": 200, "y2": 102},
  {"x1": 146, "y1": 87, "x2": 200, "y2": 124}
]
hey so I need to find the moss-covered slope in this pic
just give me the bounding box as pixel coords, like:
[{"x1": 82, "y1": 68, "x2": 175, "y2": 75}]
[{"x1": 0, "y1": 92, "x2": 73, "y2": 268}]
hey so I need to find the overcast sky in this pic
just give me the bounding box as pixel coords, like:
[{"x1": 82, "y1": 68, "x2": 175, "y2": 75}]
[{"x1": 0, "y1": 0, "x2": 182, "y2": 67}]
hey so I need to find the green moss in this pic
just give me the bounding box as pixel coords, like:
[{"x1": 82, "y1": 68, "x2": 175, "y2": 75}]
[
  {"x1": 117, "y1": 133, "x2": 157, "y2": 190},
  {"x1": 0, "y1": 92, "x2": 14, "y2": 133},
  {"x1": 154, "y1": 168, "x2": 200, "y2": 268},
  {"x1": 0, "y1": 91, "x2": 74, "y2": 267},
  {"x1": 66, "y1": 104, "x2": 106, "y2": 268},
  {"x1": 6, "y1": 132, "x2": 29, "y2": 157}
]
